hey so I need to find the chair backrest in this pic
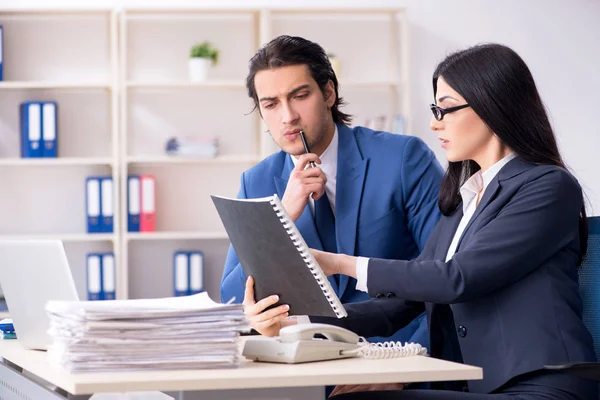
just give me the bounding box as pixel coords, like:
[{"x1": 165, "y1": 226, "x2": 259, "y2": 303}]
[{"x1": 579, "y1": 216, "x2": 600, "y2": 361}]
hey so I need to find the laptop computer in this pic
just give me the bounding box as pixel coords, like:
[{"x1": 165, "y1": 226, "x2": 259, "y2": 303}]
[{"x1": 0, "y1": 240, "x2": 79, "y2": 350}]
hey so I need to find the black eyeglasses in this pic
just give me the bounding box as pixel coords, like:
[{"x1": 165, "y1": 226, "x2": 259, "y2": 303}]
[{"x1": 430, "y1": 103, "x2": 470, "y2": 121}]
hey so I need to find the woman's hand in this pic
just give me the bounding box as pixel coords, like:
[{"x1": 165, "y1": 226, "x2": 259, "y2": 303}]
[
  {"x1": 311, "y1": 249, "x2": 357, "y2": 278},
  {"x1": 242, "y1": 276, "x2": 296, "y2": 337}
]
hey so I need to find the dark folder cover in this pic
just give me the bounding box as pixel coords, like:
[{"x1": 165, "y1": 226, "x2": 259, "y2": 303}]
[{"x1": 211, "y1": 194, "x2": 346, "y2": 318}]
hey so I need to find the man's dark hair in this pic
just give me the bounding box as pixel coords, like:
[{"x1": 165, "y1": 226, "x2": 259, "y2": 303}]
[{"x1": 246, "y1": 35, "x2": 352, "y2": 126}]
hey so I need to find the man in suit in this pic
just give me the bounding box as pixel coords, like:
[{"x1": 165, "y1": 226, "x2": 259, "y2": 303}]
[{"x1": 220, "y1": 35, "x2": 443, "y2": 346}]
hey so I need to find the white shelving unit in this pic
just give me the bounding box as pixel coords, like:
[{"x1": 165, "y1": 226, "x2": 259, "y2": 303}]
[
  {"x1": 0, "y1": 9, "x2": 120, "y2": 301},
  {"x1": 119, "y1": 7, "x2": 409, "y2": 302},
  {"x1": 0, "y1": 7, "x2": 408, "y2": 303},
  {"x1": 119, "y1": 8, "x2": 262, "y2": 301}
]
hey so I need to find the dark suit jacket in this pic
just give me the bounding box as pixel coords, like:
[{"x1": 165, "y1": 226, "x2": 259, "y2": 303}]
[
  {"x1": 314, "y1": 157, "x2": 597, "y2": 393},
  {"x1": 220, "y1": 124, "x2": 443, "y2": 346}
]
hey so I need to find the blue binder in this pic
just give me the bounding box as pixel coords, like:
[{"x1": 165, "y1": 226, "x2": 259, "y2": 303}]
[
  {"x1": 0, "y1": 25, "x2": 4, "y2": 81},
  {"x1": 41, "y1": 102, "x2": 58, "y2": 157},
  {"x1": 188, "y1": 251, "x2": 204, "y2": 294},
  {"x1": 86, "y1": 253, "x2": 102, "y2": 300},
  {"x1": 100, "y1": 177, "x2": 114, "y2": 233},
  {"x1": 173, "y1": 251, "x2": 204, "y2": 296},
  {"x1": 86, "y1": 177, "x2": 101, "y2": 233},
  {"x1": 87, "y1": 252, "x2": 116, "y2": 300},
  {"x1": 19, "y1": 102, "x2": 42, "y2": 158},
  {"x1": 173, "y1": 252, "x2": 189, "y2": 296},
  {"x1": 102, "y1": 253, "x2": 116, "y2": 300},
  {"x1": 127, "y1": 175, "x2": 140, "y2": 232}
]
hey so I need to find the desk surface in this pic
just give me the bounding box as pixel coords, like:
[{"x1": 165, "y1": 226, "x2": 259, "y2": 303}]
[{"x1": 0, "y1": 340, "x2": 482, "y2": 395}]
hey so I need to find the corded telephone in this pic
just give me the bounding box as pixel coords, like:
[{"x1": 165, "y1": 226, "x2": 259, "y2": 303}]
[{"x1": 242, "y1": 323, "x2": 427, "y2": 364}]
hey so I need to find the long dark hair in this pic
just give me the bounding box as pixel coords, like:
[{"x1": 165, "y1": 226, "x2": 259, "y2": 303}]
[
  {"x1": 245, "y1": 35, "x2": 352, "y2": 126},
  {"x1": 434, "y1": 43, "x2": 588, "y2": 264}
]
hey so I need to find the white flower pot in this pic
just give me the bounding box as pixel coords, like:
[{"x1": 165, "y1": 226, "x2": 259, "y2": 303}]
[
  {"x1": 328, "y1": 56, "x2": 342, "y2": 79},
  {"x1": 188, "y1": 58, "x2": 212, "y2": 82}
]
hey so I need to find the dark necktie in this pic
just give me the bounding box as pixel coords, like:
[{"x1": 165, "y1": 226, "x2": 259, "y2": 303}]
[
  {"x1": 314, "y1": 191, "x2": 340, "y2": 290},
  {"x1": 314, "y1": 191, "x2": 337, "y2": 253}
]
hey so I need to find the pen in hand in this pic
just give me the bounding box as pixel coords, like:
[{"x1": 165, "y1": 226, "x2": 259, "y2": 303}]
[{"x1": 299, "y1": 130, "x2": 317, "y2": 168}]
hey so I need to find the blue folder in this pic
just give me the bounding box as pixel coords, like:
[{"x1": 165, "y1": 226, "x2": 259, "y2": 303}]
[
  {"x1": 86, "y1": 177, "x2": 102, "y2": 233},
  {"x1": 173, "y1": 251, "x2": 205, "y2": 296},
  {"x1": 100, "y1": 177, "x2": 114, "y2": 233},
  {"x1": 173, "y1": 251, "x2": 189, "y2": 296},
  {"x1": 127, "y1": 175, "x2": 140, "y2": 232},
  {"x1": 87, "y1": 252, "x2": 116, "y2": 300},
  {"x1": 0, "y1": 25, "x2": 4, "y2": 81},
  {"x1": 101, "y1": 253, "x2": 116, "y2": 300},
  {"x1": 41, "y1": 102, "x2": 58, "y2": 158},
  {"x1": 188, "y1": 251, "x2": 204, "y2": 294},
  {"x1": 86, "y1": 253, "x2": 102, "y2": 300},
  {"x1": 19, "y1": 102, "x2": 42, "y2": 158}
]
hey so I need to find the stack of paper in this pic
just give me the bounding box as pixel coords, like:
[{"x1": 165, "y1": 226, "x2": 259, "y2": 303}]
[{"x1": 45, "y1": 292, "x2": 249, "y2": 372}]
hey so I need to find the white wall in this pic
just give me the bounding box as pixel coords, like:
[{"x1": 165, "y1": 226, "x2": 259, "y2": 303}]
[
  {"x1": 402, "y1": 0, "x2": 600, "y2": 216},
  {"x1": 3, "y1": 0, "x2": 599, "y2": 215}
]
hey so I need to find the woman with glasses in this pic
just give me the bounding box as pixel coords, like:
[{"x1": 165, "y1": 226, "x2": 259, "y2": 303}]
[{"x1": 246, "y1": 43, "x2": 597, "y2": 399}]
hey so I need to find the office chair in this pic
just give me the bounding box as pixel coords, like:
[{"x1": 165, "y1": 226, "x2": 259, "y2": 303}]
[{"x1": 545, "y1": 216, "x2": 600, "y2": 391}]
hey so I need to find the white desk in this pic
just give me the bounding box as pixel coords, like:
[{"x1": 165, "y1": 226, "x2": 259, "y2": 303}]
[{"x1": 0, "y1": 340, "x2": 482, "y2": 399}]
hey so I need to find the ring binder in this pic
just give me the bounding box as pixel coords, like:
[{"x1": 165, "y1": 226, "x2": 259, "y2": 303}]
[
  {"x1": 268, "y1": 195, "x2": 346, "y2": 318},
  {"x1": 270, "y1": 195, "x2": 347, "y2": 318},
  {"x1": 211, "y1": 194, "x2": 347, "y2": 318}
]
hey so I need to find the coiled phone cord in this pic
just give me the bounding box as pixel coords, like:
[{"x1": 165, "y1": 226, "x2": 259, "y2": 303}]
[{"x1": 341, "y1": 337, "x2": 428, "y2": 359}]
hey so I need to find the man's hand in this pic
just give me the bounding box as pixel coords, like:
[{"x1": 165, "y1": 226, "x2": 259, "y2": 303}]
[
  {"x1": 282, "y1": 153, "x2": 326, "y2": 221},
  {"x1": 329, "y1": 383, "x2": 405, "y2": 398},
  {"x1": 243, "y1": 276, "x2": 295, "y2": 337}
]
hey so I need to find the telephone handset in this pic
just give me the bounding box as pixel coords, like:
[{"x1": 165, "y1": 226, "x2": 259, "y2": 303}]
[
  {"x1": 242, "y1": 323, "x2": 427, "y2": 364},
  {"x1": 279, "y1": 323, "x2": 360, "y2": 344}
]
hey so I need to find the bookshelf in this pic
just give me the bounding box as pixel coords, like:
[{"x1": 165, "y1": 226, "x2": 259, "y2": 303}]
[
  {"x1": 0, "y1": 9, "x2": 119, "y2": 301},
  {"x1": 0, "y1": 7, "x2": 409, "y2": 303}
]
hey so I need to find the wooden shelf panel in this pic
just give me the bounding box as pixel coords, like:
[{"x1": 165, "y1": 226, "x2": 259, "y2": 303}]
[
  {"x1": 125, "y1": 232, "x2": 228, "y2": 241},
  {"x1": 0, "y1": 234, "x2": 116, "y2": 242},
  {"x1": 0, "y1": 82, "x2": 112, "y2": 90},
  {"x1": 0, "y1": 158, "x2": 115, "y2": 167},
  {"x1": 126, "y1": 155, "x2": 259, "y2": 165}
]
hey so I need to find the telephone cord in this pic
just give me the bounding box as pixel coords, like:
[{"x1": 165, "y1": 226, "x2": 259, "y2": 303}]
[{"x1": 341, "y1": 337, "x2": 428, "y2": 359}]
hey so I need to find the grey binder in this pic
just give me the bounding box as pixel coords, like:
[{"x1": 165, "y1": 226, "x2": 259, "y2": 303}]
[{"x1": 211, "y1": 194, "x2": 346, "y2": 318}]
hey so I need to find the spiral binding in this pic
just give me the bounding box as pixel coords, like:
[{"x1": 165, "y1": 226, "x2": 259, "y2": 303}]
[
  {"x1": 341, "y1": 337, "x2": 428, "y2": 359},
  {"x1": 269, "y1": 196, "x2": 347, "y2": 318}
]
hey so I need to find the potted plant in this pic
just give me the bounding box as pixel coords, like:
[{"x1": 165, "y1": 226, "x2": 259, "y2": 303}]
[
  {"x1": 327, "y1": 53, "x2": 341, "y2": 78},
  {"x1": 189, "y1": 41, "x2": 219, "y2": 82}
]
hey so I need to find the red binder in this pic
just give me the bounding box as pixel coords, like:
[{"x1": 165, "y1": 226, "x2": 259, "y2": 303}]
[{"x1": 140, "y1": 174, "x2": 156, "y2": 232}]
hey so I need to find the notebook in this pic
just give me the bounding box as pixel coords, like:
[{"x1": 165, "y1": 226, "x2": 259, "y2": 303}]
[{"x1": 211, "y1": 194, "x2": 346, "y2": 318}]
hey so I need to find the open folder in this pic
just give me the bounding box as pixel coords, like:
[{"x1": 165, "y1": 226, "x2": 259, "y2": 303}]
[{"x1": 211, "y1": 194, "x2": 346, "y2": 318}]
